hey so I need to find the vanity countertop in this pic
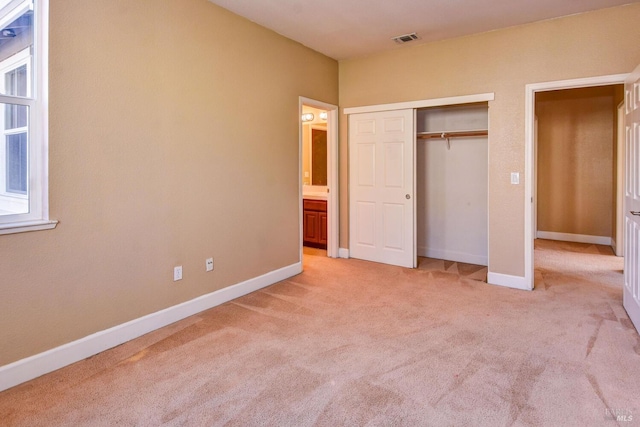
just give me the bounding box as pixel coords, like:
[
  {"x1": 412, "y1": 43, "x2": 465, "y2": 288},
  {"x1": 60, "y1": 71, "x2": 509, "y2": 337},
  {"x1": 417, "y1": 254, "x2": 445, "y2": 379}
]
[
  {"x1": 303, "y1": 185, "x2": 328, "y2": 201},
  {"x1": 303, "y1": 192, "x2": 328, "y2": 201}
]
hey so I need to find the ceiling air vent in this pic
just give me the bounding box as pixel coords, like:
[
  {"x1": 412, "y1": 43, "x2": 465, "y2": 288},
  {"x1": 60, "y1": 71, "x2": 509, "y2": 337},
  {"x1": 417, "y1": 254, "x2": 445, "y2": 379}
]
[{"x1": 392, "y1": 33, "x2": 420, "y2": 44}]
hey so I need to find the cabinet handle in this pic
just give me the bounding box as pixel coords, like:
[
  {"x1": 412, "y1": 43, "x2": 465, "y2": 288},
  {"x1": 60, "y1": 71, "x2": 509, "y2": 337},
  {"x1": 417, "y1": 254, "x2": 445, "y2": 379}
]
[
  {"x1": 631, "y1": 211, "x2": 640, "y2": 216},
  {"x1": 406, "y1": 194, "x2": 411, "y2": 200}
]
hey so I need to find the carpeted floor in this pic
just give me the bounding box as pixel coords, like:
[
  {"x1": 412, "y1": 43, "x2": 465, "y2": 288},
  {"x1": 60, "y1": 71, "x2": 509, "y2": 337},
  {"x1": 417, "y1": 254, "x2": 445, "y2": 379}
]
[
  {"x1": 417, "y1": 257, "x2": 488, "y2": 282},
  {"x1": 1, "y1": 240, "x2": 638, "y2": 426},
  {"x1": 306, "y1": 247, "x2": 489, "y2": 282}
]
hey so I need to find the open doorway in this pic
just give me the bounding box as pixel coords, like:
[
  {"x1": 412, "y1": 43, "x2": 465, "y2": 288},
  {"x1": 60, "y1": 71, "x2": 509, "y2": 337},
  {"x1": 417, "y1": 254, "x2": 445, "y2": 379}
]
[
  {"x1": 299, "y1": 97, "x2": 338, "y2": 260},
  {"x1": 535, "y1": 86, "x2": 624, "y2": 247},
  {"x1": 524, "y1": 74, "x2": 628, "y2": 289}
]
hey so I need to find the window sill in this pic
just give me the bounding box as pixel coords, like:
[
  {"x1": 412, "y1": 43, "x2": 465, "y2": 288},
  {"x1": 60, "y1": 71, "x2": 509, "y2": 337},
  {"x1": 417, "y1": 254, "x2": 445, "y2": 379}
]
[{"x1": 0, "y1": 219, "x2": 58, "y2": 235}]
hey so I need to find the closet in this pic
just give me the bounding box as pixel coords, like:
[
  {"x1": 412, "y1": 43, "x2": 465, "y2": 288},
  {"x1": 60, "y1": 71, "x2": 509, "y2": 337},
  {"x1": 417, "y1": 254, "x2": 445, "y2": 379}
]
[{"x1": 416, "y1": 103, "x2": 488, "y2": 266}]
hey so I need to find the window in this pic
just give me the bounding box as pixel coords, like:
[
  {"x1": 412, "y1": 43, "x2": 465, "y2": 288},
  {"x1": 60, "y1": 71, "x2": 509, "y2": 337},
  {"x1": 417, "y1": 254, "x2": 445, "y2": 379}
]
[
  {"x1": 2, "y1": 49, "x2": 30, "y2": 199},
  {"x1": 0, "y1": 0, "x2": 53, "y2": 233}
]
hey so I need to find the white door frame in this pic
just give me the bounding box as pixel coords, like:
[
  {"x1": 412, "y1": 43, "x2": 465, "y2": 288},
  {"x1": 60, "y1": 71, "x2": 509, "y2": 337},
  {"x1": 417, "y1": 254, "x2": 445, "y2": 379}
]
[
  {"x1": 524, "y1": 73, "x2": 629, "y2": 289},
  {"x1": 615, "y1": 101, "x2": 625, "y2": 256},
  {"x1": 299, "y1": 97, "x2": 339, "y2": 258}
]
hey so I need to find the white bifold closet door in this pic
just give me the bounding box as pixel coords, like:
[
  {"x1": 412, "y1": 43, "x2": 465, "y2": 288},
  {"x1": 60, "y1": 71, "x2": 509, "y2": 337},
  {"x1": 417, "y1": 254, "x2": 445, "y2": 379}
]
[
  {"x1": 417, "y1": 136, "x2": 488, "y2": 266},
  {"x1": 349, "y1": 109, "x2": 415, "y2": 268}
]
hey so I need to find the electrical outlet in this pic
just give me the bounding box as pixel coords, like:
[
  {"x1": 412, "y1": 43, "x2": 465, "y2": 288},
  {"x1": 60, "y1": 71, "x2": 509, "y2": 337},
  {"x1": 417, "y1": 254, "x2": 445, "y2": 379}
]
[
  {"x1": 173, "y1": 266, "x2": 183, "y2": 281},
  {"x1": 206, "y1": 258, "x2": 214, "y2": 272}
]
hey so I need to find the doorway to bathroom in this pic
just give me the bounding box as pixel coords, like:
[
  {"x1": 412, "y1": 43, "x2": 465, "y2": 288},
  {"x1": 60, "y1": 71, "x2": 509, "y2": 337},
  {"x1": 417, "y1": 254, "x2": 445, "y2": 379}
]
[{"x1": 299, "y1": 97, "x2": 338, "y2": 259}]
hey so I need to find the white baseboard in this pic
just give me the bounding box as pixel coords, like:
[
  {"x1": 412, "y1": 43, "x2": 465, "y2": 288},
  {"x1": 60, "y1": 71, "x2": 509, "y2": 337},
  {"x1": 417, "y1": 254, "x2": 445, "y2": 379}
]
[
  {"x1": 338, "y1": 248, "x2": 349, "y2": 259},
  {"x1": 536, "y1": 231, "x2": 612, "y2": 246},
  {"x1": 0, "y1": 262, "x2": 302, "y2": 393},
  {"x1": 487, "y1": 272, "x2": 531, "y2": 291},
  {"x1": 418, "y1": 246, "x2": 487, "y2": 267},
  {"x1": 612, "y1": 238, "x2": 624, "y2": 257}
]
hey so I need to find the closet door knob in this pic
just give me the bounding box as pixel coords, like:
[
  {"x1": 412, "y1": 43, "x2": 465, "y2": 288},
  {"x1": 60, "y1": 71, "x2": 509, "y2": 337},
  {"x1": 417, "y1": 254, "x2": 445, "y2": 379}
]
[
  {"x1": 406, "y1": 194, "x2": 411, "y2": 199},
  {"x1": 631, "y1": 211, "x2": 640, "y2": 216}
]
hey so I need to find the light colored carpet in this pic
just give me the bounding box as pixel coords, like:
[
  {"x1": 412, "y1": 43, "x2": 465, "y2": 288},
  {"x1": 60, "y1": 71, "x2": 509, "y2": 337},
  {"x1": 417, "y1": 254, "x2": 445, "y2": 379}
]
[
  {"x1": 417, "y1": 257, "x2": 488, "y2": 282},
  {"x1": 308, "y1": 248, "x2": 489, "y2": 282},
  {"x1": 1, "y1": 239, "x2": 638, "y2": 426}
]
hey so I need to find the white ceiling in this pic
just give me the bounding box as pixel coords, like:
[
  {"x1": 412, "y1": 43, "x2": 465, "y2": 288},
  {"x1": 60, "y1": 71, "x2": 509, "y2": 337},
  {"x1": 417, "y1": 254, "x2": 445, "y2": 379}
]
[{"x1": 208, "y1": 0, "x2": 638, "y2": 60}]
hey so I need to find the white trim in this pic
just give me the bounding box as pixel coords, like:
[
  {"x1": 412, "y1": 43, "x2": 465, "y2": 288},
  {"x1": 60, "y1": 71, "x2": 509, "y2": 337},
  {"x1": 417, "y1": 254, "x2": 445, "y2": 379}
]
[
  {"x1": 487, "y1": 272, "x2": 530, "y2": 291},
  {"x1": 37, "y1": 0, "x2": 50, "y2": 226},
  {"x1": 413, "y1": 108, "x2": 417, "y2": 268},
  {"x1": 0, "y1": 0, "x2": 52, "y2": 230},
  {"x1": 0, "y1": 0, "x2": 14, "y2": 12},
  {"x1": 0, "y1": 47, "x2": 31, "y2": 201},
  {"x1": 344, "y1": 93, "x2": 495, "y2": 115},
  {"x1": 525, "y1": 73, "x2": 628, "y2": 291},
  {"x1": 0, "y1": 46, "x2": 31, "y2": 74},
  {"x1": 615, "y1": 101, "x2": 625, "y2": 257},
  {"x1": 299, "y1": 97, "x2": 339, "y2": 259},
  {"x1": 338, "y1": 247, "x2": 349, "y2": 258},
  {"x1": 486, "y1": 106, "x2": 492, "y2": 281},
  {"x1": 0, "y1": 0, "x2": 31, "y2": 32},
  {"x1": 536, "y1": 231, "x2": 612, "y2": 246},
  {"x1": 0, "y1": 262, "x2": 302, "y2": 392},
  {"x1": 0, "y1": 218, "x2": 56, "y2": 234}
]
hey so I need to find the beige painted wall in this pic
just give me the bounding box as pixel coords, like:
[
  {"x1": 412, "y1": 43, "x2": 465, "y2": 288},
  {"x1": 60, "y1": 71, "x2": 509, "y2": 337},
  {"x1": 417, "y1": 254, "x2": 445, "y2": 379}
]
[
  {"x1": 536, "y1": 87, "x2": 615, "y2": 238},
  {"x1": 0, "y1": 0, "x2": 338, "y2": 366},
  {"x1": 339, "y1": 3, "x2": 640, "y2": 276}
]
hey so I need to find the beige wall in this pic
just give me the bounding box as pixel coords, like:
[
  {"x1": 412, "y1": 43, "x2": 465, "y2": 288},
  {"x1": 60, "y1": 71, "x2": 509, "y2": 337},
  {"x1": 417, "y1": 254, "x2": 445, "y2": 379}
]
[
  {"x1": 339, "y1": 3, "x2": 640, "y2": 276},
  {"x1": 536, "y1": 87, "x2": 616, "y2": 238},
  {"x1": 0, "y1": 0, "x2": 338, "y2": 366}
]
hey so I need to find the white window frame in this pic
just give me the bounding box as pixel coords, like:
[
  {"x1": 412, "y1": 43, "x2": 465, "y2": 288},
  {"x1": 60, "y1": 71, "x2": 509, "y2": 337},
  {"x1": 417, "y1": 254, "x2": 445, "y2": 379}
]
[
  {"x1": 0, "y1": 47, "x2": 31, "y2": 200},
  {"x1": 0, "y1": 0, "x2": 55, "y2": 234}
]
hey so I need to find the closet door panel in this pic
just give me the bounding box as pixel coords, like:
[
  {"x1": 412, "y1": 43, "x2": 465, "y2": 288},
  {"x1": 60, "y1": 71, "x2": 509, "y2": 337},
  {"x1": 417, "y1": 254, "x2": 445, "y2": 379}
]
[
  {"x1": 383, "y1": 202, "x2": 405, "y2": 250},
  {"x1": 355, "y1": 201, "x2": 376, "y2": 247},
  {"x1": 383, "y1": 142, "x2": 405, "y2": 188},
  {"x1": 357, "y1": 143, "x2": 376, "y2": 187},
  {"x1": 349, "y1": 109, "x2": 415, "y2": 268}
]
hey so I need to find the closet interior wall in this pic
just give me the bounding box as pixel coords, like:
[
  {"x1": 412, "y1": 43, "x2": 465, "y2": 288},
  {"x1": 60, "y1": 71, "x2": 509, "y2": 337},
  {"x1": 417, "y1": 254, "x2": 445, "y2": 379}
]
[{"x1": 416, "y1": 103, "x2": 489, "y2": 266}]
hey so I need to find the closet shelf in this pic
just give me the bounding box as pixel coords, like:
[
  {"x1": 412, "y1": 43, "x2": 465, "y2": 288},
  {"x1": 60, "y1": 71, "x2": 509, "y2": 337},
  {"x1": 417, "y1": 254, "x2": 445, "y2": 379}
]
[{"x1": 416, "y1": 129, "x2": 488, "y2": 139}]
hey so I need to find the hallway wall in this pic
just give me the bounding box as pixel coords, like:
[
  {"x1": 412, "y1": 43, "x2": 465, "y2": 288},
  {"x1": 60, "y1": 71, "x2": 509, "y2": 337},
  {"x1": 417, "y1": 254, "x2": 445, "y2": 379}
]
[{"x1": 536, "y1": 86, "x2": 617, "y2": 239}]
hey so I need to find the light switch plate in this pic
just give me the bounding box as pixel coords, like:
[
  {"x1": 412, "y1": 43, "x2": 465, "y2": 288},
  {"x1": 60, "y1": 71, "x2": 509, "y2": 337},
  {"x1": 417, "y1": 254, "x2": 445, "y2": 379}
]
[{"x1": 511, "y1": 172, "x2": 520, "y2": 185}]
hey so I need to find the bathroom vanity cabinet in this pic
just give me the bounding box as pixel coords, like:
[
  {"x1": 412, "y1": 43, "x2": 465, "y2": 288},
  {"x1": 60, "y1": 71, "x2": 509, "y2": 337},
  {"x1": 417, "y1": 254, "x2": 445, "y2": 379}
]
[{"x1": 303, "y1": 199, "x2": 327, "y2": 249}]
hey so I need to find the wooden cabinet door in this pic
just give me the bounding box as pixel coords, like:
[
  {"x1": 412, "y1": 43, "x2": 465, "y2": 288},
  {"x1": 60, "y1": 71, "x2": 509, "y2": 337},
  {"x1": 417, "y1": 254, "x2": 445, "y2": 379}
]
[
  {"x1": 319, "y1": 212, "x2": 328, "y2": 245},
  {"x1": 303, "y1": 210, "x2": 319, "y2": 244},
  {"x1": 303, "y1": 199, "x2": 327, "y2": 249}
]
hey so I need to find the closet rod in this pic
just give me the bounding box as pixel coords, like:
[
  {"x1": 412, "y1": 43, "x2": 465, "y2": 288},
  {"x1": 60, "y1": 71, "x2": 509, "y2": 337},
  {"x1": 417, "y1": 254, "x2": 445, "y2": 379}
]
[{"x1": 416, "y1": 130, "x2": 488, "y2": 139}]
